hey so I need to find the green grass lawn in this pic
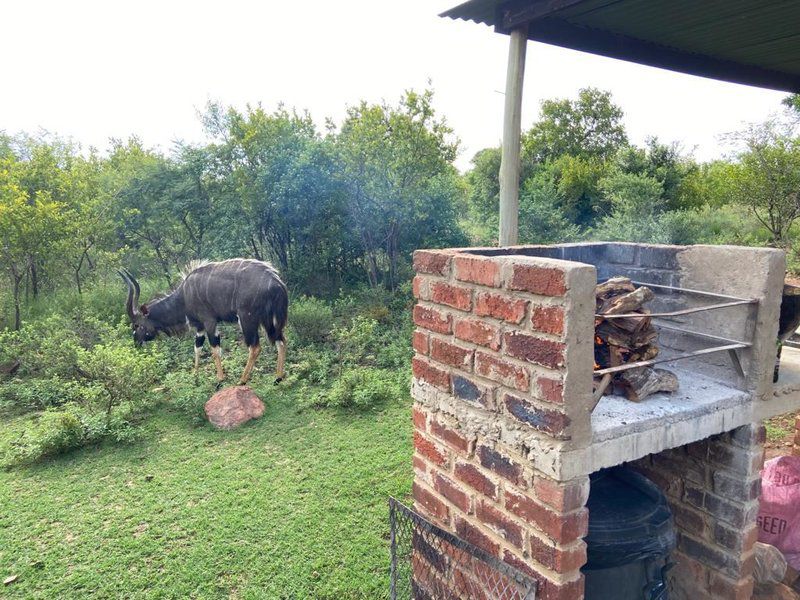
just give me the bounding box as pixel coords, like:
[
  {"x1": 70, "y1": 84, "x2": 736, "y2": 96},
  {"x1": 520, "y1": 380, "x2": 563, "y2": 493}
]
[{"x1": 0, "y1": 381, "x2": 413, "y2": 599}]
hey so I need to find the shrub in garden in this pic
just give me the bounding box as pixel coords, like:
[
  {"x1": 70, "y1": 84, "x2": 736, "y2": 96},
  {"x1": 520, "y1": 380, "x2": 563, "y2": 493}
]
[
  {"x1": 310, "y1": 366, "x2": 406, "y2": 410},
  {"x1": 0, "y1": 377, "x2": 88, "y2": 416},
  {"x1": 162, "y1": 370, "x2": 217, "y2": 425},
  {"x1": 3, "y1": 402, "x2": 139, "y2": 467},
  {"x1": 288, "y1": 296, "x2": 334, "y2": 346},
  {"x1": 77, "y1": 343, "x2": 164, "y2": 421}
]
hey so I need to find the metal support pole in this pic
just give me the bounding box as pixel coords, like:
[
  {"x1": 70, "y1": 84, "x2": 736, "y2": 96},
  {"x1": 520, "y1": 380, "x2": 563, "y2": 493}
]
[{"x1": 499, "y1": 25, "x2": 528, "y2": 246}]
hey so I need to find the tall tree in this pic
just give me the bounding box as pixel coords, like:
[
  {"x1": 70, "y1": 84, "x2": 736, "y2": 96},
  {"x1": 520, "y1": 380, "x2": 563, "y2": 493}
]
[
  {"x1": 726, "y1": 120, "x2": 800, "y2": 248},
  {"x1": 0, "y1": 158, "x2": 66, "y2": 328},
  {"x1": 335, "y1": 89, "x2": 465, "y2": 288},
  {"x1": 522, "y1": 88, "x2": 628, "y2": 163}
]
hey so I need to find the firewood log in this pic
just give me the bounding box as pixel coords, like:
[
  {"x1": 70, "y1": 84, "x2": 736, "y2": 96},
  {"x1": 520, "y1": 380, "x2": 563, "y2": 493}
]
[
  {"x1": 615, "y1": 367, "x2": 678, "y2": 401},
  {"x1": 600, "y1": 286, "x2": 655, "y2": 315}
]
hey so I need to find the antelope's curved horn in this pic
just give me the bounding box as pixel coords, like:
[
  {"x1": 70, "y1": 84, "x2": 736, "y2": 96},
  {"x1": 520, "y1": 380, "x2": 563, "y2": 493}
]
[
  {"x1": 117, "y1": 268, "x2": 138, "y2": 321},
  {"x1": 122, "y1": 267, "x2": 141, "y2": 309}
]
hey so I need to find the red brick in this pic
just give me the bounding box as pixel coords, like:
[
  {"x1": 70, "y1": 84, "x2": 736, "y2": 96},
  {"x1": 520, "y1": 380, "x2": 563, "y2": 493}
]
[
  {"x1": 412, "y1": 356, "x2": 450, "y2": 390},
  {"x1": 476, "y1": 501, "x2": 524, "y2": 547},
  {"x1": 412, "y1": 406, "x2": 427, "y2": 431},
  {"x1": 531, "y1": 305, "x2": 565, "y2": 336},
  {"x1": 454, "y1": 516, "x2": 500, "y2": 556},
  {"x1": 413, "y1": 249, "x2": 452, "y2": 276},
  {"x1": 412, "y1": 330, "x2": 429, "y2": 355},
  {"x1": 507, "y1": 264, "x2": 567, "y2": 296},
  {"x1": 430, "y1": 338, "x2": 473, "y2": 371},
  {"x1": 537, "y1": 377, "x2": 564, "y2": 404},
  {"x1": 454, "y1": 318, "x2": 501, "y2": 351},
  {"x1": 474, "y1": 292, "x2": 528, "y2": 324},
  {"x1": 503, "y1": 393, "x2": 571, "y2": 438},
  {"x1": 505, "y1": 489, "x2": 588, "y2": 543},
  {"x1": 478, "y1": 445, "x2": 525, "y2": 487},
  {"x1": 504, "y1": 331, "x2": 565, "y2": 369},
  {"x1": 430, "y1": 281, "x2": 472, "y2": 311},
  {"x1": 502, "y1": 551, "x2": 584, "y2": 600},
  {"x1": 412, "y1": 455, "x2": 428, "y2": 475},
  {"x1": 413, "y1": 482, "x2": 449, "y2": 523},
  {"x1": 454, "y1": 255, "x2": 501, "y2": 287},
  {"x1": 475, "y1": 351, "x2": 530, "y2": 391},
  {"x1": 529, "y1": 534, "x2": 587, "y2": 573},
  {"x1": 434, "y1": 472, "x2": 471, "y2": 514},
  {"x1": 413, "y1": 304, "x2": 452, "y2": 334},
  {"x1": 454, "y1": 461, "x2": 497, "y2": 499},
  {"x1": 413, "y1": 431, "x2": 447, "y2": 467},
  {"x1": 430, "y1": 419, "x2": 473, "y2": 454},
  {"x1": 534, "y1": 477, "x2": 589, "y2": 513}
]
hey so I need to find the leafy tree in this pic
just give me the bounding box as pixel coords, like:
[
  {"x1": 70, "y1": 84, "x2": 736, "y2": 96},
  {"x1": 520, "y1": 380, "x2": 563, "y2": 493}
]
[
  {"x1": 725, "y1": 120, "x2": 800, "y2": 248},
  {"x1": 0, "y1": 161, "x2": 66, "y2": 328},
  {"x1": 614, "y1": 138, "x2": 701, "y2": 210},
  {"x1": 548, "y1": 154, "x2": 608, "y2": 226},
  {"x1": 523, "y1": 87, "x2": 628, "y2": 163},
  {"x1": 202, "y1": 103, "x2": 352, "y2": 293},
  {"x1": 592, "y1": 171, "x2": 667, "y2": 242},
  {"x1": 518, "y1": 174, "x2": 581, "y2": 243},
  {"x1": 335, "y1": 89, "x2": 465, "y2": 288}
]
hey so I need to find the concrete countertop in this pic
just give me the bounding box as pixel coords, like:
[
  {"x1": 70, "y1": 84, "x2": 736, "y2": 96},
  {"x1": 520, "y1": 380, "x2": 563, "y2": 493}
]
[{"x1": 552, "y1": 350, "x2": 800, "y2": 480}]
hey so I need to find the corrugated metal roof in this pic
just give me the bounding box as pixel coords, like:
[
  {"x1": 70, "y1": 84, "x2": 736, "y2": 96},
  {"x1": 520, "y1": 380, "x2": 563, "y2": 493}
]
[{"x1": 440, "y1": 0, "x2": 800, "y2": 92}]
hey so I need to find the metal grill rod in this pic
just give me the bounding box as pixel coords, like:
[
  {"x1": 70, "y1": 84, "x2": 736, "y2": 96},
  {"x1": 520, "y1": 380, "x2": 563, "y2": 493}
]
[
  {"x1": 598, "y1": 299, "x2": 754, "y2": 319},
  {"x1": 627, "y1": 281, "x2": 758, "y2": 303},
  {"x1": 594, "y1": 343, "x2": 748, "y2": 376}
]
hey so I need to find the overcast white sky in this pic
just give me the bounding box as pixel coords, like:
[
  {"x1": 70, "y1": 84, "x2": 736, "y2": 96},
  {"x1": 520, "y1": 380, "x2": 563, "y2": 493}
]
[{"x1": 0, "y1": 0, "x2": 790, "y2": 170}]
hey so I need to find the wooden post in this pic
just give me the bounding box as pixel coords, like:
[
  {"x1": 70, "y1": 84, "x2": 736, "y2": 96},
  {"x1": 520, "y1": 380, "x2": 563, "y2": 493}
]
[{"x1": 499, "y1": 26, "x2": 528, "y2": 247}]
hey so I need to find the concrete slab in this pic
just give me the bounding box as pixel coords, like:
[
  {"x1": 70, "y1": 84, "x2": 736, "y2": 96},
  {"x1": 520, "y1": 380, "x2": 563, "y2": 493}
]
[{"x1": 591, "y1": 367, "x2": 750, "y2": 443}]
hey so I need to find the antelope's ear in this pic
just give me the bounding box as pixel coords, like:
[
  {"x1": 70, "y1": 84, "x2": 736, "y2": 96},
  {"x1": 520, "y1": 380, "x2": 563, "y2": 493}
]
[{"x1": 140, "y1": 304, "x2": 149, "y2": 316}]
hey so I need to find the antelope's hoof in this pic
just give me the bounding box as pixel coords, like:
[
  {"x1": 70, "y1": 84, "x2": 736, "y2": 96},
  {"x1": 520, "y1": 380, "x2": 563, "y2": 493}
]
[{"x1": 274, "y1": 377, "x2": 283, "y2": 385}]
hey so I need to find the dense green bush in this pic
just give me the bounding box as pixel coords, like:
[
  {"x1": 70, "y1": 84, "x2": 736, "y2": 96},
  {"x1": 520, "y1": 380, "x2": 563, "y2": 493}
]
[
  {"x1": 288, "y1": 296, "x2": 334, "y2": 346},
  {"x1": 309, "y1": 367, "x2": 406, "y2": 410},
  {"x1": 77, "y1": 343, "x2": 164, "y2": 420},
  {"x1": 3, "y1": 403, "x2": 140, "y2": 467},
  {"x1": 162, "y1": 370, "x2": 217, "y2": 425},
  {"x1": 0, "y1": 377, "x2": 91, "y2": 415}
]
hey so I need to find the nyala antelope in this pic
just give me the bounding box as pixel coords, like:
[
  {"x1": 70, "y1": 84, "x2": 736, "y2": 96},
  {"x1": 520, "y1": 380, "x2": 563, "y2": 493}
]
[{"x1": 118, "y1": 259, "x2": 288, "y2": 385}]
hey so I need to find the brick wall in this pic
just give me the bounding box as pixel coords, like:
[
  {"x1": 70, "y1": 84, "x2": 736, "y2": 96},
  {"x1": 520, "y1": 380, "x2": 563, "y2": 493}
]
[
  {"x1": 411, "y1": 249, "x2": 595, "y2": 600},
  {"x1": 631, "y1": 424, "x2": 766, "y2": 600}
]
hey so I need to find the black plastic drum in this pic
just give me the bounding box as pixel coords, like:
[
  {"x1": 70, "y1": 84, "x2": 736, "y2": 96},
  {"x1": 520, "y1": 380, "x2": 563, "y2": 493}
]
[{"x1": 582, "y1": 467, "x2": 676, "y2": 600}]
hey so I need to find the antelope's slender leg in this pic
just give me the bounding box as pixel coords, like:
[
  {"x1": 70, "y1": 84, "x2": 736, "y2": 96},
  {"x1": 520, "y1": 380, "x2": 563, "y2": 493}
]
[
  {"x1": 208, "y1": 326, "x2": 225, "y2": 382},
  {"x1": 193, "y1": 331, "x2": 205, "y2": 373},
  {"x1": 210, "y1": 346, "x2": 225, "y2": 382},
  {"x1": 238, "y1": 344, "x2": 262, "y2": 385},
  {"x1": 275, "y1": 340, "x2": 286, "y2": 382}
]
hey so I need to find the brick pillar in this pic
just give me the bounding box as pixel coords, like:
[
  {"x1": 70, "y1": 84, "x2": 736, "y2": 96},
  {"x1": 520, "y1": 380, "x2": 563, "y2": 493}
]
[
  {"x1": 410, "y1": 249, "x2": 595, "y2": 600},
  {"x1": 632, "y1": 424, "x2": 766, "y2": 600}
]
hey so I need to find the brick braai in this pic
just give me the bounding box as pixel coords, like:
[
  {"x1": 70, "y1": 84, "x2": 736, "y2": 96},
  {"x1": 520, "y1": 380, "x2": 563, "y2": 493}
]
[{"x1": 409, "y1": 242, "x2": 791, "y2": 600}]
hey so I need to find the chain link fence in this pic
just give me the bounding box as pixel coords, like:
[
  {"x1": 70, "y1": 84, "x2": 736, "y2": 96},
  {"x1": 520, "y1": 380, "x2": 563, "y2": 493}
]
[{"x1": 389, "y1": 497, "x2": 537, "y2": 599}]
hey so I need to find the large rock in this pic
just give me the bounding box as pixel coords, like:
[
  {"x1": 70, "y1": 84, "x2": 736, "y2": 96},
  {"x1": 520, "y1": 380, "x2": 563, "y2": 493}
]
[{"x1": 204, "y1": 386, "x2": 264, "y2": 430}]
